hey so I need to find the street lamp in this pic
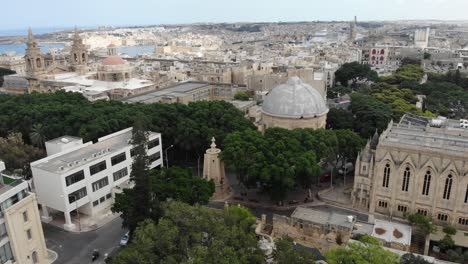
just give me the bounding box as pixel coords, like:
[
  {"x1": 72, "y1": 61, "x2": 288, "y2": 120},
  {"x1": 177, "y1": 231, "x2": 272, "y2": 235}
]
[{"x1": 164, "y1": 145, "x2": 174, "y2": 168}]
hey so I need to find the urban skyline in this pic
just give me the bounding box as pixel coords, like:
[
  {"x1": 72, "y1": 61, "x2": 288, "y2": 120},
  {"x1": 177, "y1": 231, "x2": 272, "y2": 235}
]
[{"x1": 2, "y1": 0, "x2": 468, "y2": 30}]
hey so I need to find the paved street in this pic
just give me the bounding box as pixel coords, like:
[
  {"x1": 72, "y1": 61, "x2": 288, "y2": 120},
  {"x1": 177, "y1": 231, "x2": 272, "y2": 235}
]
[{"x1": 44, "y1": 217, "x2": 126, "y2": 264}]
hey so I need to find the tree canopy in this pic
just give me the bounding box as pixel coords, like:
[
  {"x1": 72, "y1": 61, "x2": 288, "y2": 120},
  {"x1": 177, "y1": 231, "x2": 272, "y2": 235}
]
[
  {"x1": 0, "y1": 133, "x2": 45, "y2": 178},
  {"x1": 222, "y1": 127, "x2": 363, "y2": 201},
  {"x1": 112, "y1": 166, "x2": 214, "y2": 232},
  {"x1": 334, "y1": 62, "x2": 378, "y2": 87},
  {"x1": 273, "y1": 237, "x2": 316, "y2": 264},
  {"x1": 325, "y1": 237, "x2": 399, "y2": 264},
  {"x1": 234, "y1": 91, "x2": 251, "y2": 101},
  {"x1": 0, "y1": 91, "x2": 255, "y2": 164},
  {"x1": 112, "y1": 202, "x2": 264, "y2": 264}
]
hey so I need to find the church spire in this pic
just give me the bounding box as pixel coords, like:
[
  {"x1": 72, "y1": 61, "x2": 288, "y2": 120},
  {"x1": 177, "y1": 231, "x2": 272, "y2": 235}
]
[{"x1": 27, "y1": 27, "x2": 35, "y2": 44}]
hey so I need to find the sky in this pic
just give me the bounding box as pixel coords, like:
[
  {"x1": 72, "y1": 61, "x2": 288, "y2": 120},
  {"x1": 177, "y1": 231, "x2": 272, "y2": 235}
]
[{"x1": 2, "y1": 0, "x2": 468, "y2": 30}]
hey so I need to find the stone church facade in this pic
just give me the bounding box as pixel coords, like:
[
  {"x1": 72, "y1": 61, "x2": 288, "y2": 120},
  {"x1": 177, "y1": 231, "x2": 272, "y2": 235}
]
[{"x1": 352, "y1": 114, "x2": 468, "y2": 230}]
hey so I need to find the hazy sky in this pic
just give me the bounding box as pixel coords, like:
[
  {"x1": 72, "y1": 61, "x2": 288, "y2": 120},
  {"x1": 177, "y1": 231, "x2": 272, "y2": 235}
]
[{"x1": 2, "y1": 0, "x2": 468, "y2": 30}]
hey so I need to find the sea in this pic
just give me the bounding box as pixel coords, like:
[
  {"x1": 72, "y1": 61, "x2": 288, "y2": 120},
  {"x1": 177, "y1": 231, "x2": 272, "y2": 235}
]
[{"x1": 0, "y1": 27, "x2": 155, "y2": 57}]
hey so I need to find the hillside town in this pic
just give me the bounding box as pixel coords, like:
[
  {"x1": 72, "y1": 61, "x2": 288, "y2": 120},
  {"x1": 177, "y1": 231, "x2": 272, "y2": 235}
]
[{"x1": 0, "y1": 2, "x2": 468, "y2": 264}]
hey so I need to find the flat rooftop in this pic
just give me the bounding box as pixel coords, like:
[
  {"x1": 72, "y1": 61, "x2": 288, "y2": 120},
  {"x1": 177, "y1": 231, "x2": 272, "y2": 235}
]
[
  {"x1": 121, "y1": 82, "x2": 210, "y2": 103},
  {"x1": 291, "y1": 207, "x2": 356, "y2": 229},
  {"x1": 381, "y1": 114, "x2": 468, "y2": 154},
  {"x1": 32, "y1": 128, "x2": 160, "y2": 174}
]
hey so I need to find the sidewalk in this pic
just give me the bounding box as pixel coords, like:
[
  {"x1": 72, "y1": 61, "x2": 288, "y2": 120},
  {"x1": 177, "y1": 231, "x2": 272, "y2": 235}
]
[{"x1": 45, "y1": 210, "x2": 121, "y2": 233}]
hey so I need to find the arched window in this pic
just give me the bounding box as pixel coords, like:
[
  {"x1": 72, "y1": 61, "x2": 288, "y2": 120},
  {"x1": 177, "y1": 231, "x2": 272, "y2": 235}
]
[
  {"x1": 372, "y1": 56, "x2": 376, "y2": 61},
  {"x1": 382, "y1": 164, "x2": 390, "y2": 188},
  {"x1": 422, "y1": 170, "x2": 431, "y2": 196},
  {"x1": 381, "y1": 49, "x2": 385, "y2": 54},
  {"x1": 82, "y1": 53, "x2": 86, "y2": 62},
  {"x1": 464, "y1": 184, "x2": 468, "y2": 203},
  {"x1": 74, "y1": 53, "x2": 78, "y2": 62},
  {"x1": 372, "y1": 49, "x2": 377, "y2": 54},
  {"x1": 32, "y1": 251, "x2": 38, "y2": 264},
  {"x1": 36, "y1": 58, "x2": 41, "y2": 68},
  {"x1": 380, "y1": 56, "x2": 385, "y2": 61},
  {"x1": 443, "y1": 174, "x2": 453, "y2": 200},
  {"x1": 402, "y1": 167, "x2": 410, "y2": 192}
]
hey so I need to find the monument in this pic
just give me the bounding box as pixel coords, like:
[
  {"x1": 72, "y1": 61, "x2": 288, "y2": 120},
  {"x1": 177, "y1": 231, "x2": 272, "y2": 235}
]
[{"x1": 203, "y1": 137, "x2": 229, "y2": 199}]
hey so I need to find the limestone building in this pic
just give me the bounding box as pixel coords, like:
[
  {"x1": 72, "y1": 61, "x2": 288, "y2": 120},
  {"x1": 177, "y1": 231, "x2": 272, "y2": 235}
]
[
  {"x1": 260, "y1": 77, "x2": 328, "y2": 130},
  {"x1": 202, "y1": 138, "x2": 229, "y2": 199},
  {"x1": 352, "y1": 114, "x2": 468, "y2": 230},
  {"x1": 0, "y1": 161, "x2": 49, "y2": 264}
]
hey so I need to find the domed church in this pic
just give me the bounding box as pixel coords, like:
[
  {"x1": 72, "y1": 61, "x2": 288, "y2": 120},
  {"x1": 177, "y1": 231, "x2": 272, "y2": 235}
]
[{"x1": 261, "y1": 76, "x2": 329, "y2": 130}]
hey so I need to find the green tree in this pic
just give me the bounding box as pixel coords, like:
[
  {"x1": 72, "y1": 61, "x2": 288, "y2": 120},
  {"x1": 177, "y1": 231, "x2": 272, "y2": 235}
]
[
  {"x1": 335, "y1": 62, "x2": 378, "y2": 87},
  {"x1": 112, "y1": 117, "x2": 160, "y2": 234},
  {"x1": 112, "y1": 202, "x2": 265, "y2": 264},
  {"x1": 325, "y1": 240, "x2": 399, "y2": 264},
  {"x1": 423, "y1": 52, "x2": 431, "y2": 60},
  {"x1": 29, "y1": 124, "x2": 47, "y2": 148},
  {"x1": 234, "y1": 91, "x2": 251, "y2": 101},
  {"x1": 151, "y1": 166, "x2": 215, "y2": 205},
  {"x1": 443, "y1": 225, "x2": 457, "y2": 236},
  {"x1": 400, "y1": 253, "x2": 431, "y2": 264},
  {"x1": 350, "y1": 93, "x2": 392, "y2": 138},
  {"x1": 0, "y1": 133, "x2": 45, "y2": 179},
  {"x1": 273, "y1": 237, "x2": 316, "y2": 264},
  {"x1": 439, "y1": 235, "x2": 455, "y2": 252},
  {"x1": 326, "y1": 108, "x2": 354, "y2": 130},
  {"x1": 407, "y1": 213, "x2": 436, "y2": 236}
]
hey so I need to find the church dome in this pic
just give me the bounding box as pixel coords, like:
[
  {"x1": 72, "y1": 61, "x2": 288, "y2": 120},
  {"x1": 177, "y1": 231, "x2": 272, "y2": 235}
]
[
  {"x1": 262, "y1": 76, "x2": 328, "y2": 118},
  {"x1": 102, "y1": 56, "x2": 126, "y2": 66}
]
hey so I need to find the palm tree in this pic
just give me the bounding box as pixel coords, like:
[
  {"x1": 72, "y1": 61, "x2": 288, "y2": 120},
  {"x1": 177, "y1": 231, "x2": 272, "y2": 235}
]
[{"x1": 30, "y1": 124, "x2": 47, "y2": 148}]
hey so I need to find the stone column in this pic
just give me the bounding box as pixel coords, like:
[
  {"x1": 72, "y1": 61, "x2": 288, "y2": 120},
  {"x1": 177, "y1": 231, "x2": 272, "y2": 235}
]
[
  {"x1": 41, "y1": 205, "x2": 52, "y2": 223},
  {"x1": 63, "y1": 211, "x2": 76, "y2": 231}
]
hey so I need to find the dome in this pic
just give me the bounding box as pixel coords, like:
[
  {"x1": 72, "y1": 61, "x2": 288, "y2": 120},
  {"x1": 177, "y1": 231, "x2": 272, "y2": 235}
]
[
  {"x1": 101, "y1": 56, "x2": 126, "y2": 66},
  {"x1": 262, "y1": 77, "x2": 328, "y2": 118}
]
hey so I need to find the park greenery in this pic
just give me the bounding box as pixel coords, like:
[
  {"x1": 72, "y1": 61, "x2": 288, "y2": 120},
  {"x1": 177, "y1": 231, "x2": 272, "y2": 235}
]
[
  {"x1": 0, "y1": 133, "x2": 44, "y2": 178},
  {"x1": 328, "y1": 62, "x2": 468, "y2": 139},
  {"x1": 112, "y1": 201, "x2": 265, "y2": 264},
  {"x1": 325, "y1": 234, "x2": 400, "y2": 264},
  {"x1": 111, "y1": 122, "x2": 215, "y2": 233},
  {"x1": 0, "y1": 91, "x2": 255, "y2": 175},
  {"x1": 273, "y1": 237, "x2": 316, "y2": 264},
  {"x1": 234, "y1": 91, "x2": 251, "y2": 101},
  {"x1": 222, "y1": 127, "x2": 364, "y2": 201},
  {"x1": 334, "y1": 62, "x2": 378, "y2": 87}
]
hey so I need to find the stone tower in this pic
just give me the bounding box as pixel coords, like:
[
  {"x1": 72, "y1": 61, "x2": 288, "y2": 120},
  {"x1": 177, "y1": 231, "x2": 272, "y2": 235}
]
[
  {"x1": 107, "y1": 44, "x2": 117, "y2": 56},
  {"x1": 349, "y1": 16, "x2": 357, "y2": 44},
  {"x1": 24, "y1": 28, "x2": 46, "y2": 78},
  {"x1": 70, "y1": 27, "x2": 89, "y2": 74},
  {"x1": 203, "y1": 137, "x2": 229, "y2": 199}
]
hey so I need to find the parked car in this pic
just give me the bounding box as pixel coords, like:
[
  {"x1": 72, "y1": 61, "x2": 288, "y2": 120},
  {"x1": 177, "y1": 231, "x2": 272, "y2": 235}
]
[
  {"x1": 120, "y1": 232, "x2": 130, "y2": 246},
  {"x1": 319, "y1": 173, "x2": 331, "y2": 183}
]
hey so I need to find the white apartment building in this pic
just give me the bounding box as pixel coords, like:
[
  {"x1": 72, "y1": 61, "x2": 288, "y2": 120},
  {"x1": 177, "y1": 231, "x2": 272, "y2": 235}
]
[
  {"x1": 0, "y1": 161, "x2": 49, "y2": 264},
  {"x1": 31, "y1": 128, "x2": 163, "y2": 231}
]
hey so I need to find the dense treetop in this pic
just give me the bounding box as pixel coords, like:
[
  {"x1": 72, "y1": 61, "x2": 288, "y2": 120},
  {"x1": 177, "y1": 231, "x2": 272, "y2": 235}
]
[
  {"x1": 112, "y1": 201, "x2": 265, "y2": 264},
  {"x1": 0, "y1": 91, "x2": 255, "y2": 164}
]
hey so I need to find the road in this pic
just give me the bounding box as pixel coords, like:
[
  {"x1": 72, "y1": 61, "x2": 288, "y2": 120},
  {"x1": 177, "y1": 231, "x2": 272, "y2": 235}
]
[{"x1": 44, "y1": 217, "x2": 126, "y2": 264}]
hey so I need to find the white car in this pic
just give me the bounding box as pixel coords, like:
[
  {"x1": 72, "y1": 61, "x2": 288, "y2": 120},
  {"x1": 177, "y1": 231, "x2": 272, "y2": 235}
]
[{"x1": 120, "y1": 232, "x2": 130, "y2": 246}]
